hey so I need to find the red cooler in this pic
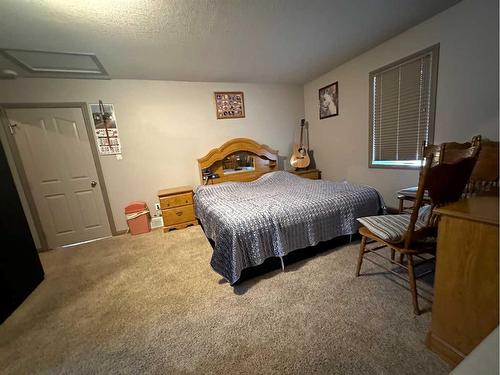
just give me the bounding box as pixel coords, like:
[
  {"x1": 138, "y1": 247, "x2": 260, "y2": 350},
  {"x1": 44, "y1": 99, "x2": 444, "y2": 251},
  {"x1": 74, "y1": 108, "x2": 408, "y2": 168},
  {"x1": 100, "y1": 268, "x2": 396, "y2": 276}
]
[{"x1": 125, "y1": 202, "x2": 151, "y2": 235}]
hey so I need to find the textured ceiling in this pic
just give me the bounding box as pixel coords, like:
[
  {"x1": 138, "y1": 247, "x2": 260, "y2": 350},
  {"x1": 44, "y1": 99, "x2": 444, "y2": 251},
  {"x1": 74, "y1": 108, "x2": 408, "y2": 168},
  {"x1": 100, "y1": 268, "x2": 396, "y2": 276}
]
[{"x1": 0, "y1": 0, "x2": 461, "y2": 83}]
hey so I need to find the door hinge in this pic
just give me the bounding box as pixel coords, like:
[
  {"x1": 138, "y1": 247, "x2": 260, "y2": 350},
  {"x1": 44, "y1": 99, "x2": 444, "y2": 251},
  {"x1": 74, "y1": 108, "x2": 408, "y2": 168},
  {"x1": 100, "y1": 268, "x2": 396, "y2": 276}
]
[{"x1": 8, "y1": 122, "x2": 17, "y2": 135}]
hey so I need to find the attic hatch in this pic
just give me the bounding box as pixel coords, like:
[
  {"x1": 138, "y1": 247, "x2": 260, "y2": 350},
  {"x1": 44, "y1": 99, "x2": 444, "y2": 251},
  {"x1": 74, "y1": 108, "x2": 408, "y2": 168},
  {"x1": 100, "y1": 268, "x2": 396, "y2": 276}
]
[{"x1": 0, "y1": 48, "x2": 109, "y2": 79}]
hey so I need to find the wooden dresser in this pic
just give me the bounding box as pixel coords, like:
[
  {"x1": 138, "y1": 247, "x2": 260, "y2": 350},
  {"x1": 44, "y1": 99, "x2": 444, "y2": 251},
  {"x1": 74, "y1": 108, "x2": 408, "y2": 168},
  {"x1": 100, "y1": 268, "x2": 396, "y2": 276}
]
[
  {"x1": 427, "y1": 194, "x2": 499, "y2": 367},
  {"x1": 158, "y1": 186, "x2": 198, "y2": 232},
  {"x1": 288, "y1": 168, "x2": 321, "y2": 180}
]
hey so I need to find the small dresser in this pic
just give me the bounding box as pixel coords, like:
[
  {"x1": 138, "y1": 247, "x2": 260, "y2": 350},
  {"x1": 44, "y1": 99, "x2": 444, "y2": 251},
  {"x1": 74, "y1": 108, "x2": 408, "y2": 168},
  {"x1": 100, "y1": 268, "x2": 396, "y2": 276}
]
[
  {"x1": 427, "y1": 194, "x2": 499, "y2": 367},
  {"x1": 158, "y1": 186, "x2": 198, "y2": 232},
  {"x1": 288, "y1": 168, "x2": 321, "y2": 180}
]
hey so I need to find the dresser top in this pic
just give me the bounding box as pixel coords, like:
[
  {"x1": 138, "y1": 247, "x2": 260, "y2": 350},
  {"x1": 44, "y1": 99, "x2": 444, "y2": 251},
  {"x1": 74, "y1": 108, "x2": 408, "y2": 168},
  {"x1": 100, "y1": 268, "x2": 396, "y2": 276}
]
[
  {"x1": 434, "y1": 194, "x2": 499, "y2": 226},
  {"x1": 158, "y1": 186, "x2": 193, "y2": 197}
]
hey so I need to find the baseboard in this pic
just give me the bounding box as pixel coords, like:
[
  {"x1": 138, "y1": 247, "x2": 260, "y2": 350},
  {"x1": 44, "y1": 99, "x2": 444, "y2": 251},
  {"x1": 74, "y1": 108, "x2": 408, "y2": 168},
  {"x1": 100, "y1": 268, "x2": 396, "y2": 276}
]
[
  {"x1": 385, "y1": 206, "x2": 400, "y2": 214},
  {"x1": 426, "y1": 331, "x2": 465, "y2": 368}
]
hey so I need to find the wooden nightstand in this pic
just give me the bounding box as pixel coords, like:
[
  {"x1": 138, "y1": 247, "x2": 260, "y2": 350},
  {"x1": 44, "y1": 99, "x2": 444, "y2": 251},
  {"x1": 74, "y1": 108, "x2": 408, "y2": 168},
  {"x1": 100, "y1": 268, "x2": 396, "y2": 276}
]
[
  {"x1": 157, "y1": 186, "x2": 198, "y2": 232},
  {"x1": 288, "y1": 168, "x2": 321, "y2": 180}
]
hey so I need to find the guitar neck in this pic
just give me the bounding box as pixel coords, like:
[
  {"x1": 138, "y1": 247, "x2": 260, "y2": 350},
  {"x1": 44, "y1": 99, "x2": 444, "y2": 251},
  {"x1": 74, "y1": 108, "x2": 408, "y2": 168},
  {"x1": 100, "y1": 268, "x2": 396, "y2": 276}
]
[{"x1": 299, "y1": 119, "x2": 305, "y2": 146}]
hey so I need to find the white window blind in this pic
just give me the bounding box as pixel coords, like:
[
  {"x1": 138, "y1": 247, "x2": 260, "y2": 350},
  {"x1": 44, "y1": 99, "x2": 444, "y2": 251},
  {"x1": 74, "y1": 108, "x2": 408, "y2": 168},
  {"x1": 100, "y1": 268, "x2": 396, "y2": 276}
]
[{"x1": 369, "y1": 46, "x2": 438, "y2": 168}]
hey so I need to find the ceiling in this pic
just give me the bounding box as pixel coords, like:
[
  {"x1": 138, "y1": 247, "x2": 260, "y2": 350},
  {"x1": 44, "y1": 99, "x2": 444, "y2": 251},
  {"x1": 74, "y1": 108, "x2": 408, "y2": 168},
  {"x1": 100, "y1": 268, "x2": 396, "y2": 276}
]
[{"x1": 0, "y1": 0, "x2": 461, "y2": 84}]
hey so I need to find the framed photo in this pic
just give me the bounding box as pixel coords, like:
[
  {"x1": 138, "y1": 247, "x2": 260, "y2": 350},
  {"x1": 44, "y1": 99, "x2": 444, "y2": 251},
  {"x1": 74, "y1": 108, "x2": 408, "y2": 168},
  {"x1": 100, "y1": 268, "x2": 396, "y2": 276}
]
[
  {"x1": 319, "y1": 82, "x2": 339, "y2": 119},
  {"x1": 214, "y1": 91, "x2": 245, "y2": 119}
]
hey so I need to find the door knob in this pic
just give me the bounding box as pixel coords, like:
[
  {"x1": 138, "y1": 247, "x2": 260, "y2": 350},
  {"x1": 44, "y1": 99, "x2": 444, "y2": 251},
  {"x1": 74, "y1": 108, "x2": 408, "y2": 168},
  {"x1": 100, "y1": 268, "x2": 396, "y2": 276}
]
[{"x1": 91, "y1": 181, "x2": 97, "y2": 187}]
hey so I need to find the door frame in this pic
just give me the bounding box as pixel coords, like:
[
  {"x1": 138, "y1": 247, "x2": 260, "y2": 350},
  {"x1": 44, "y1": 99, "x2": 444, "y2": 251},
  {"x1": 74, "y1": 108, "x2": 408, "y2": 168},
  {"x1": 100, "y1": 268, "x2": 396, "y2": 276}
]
[{"x1": 0, "y1": 102, "x2": 118, "y2": 250}]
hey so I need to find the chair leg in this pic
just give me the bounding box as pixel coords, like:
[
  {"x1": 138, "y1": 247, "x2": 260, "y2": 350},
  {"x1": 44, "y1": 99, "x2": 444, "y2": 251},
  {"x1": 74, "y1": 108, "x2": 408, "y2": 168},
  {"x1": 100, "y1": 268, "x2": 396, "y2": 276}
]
[
  {"x1": 355, "y1": 235, "x2": 367, "y2": 276},
  {"x1": 407, "y1": 255, "x2": 420, "y2": 315},
  {"x1": 390, "y1": 249, "x2": 395, "y2": 261},
  {"x1": 399, "y1": 253, "x2": 405, "y2": 264}
]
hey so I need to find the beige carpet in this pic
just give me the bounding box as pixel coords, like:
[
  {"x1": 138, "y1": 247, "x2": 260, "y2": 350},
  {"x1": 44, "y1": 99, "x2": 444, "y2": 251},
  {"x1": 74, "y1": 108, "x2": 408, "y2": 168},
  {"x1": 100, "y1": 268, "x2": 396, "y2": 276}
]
[{"x1": 0, "y1": 227, "x2": 449, "y2": 374}]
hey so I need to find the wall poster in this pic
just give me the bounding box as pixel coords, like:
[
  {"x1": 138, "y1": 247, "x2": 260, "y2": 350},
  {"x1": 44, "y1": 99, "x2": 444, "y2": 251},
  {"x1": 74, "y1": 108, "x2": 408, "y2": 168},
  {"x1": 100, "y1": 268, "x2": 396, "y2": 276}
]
[{"x1": 90, "y1": 102, "x2": 122, "y2": 155}]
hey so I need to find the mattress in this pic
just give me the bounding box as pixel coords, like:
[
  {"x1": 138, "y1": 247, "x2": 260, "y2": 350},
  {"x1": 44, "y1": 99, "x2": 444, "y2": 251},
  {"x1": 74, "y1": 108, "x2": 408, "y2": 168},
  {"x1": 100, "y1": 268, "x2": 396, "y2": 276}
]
[{"x1": 194, "y1": 171, "x2": 385, "y2": 284}]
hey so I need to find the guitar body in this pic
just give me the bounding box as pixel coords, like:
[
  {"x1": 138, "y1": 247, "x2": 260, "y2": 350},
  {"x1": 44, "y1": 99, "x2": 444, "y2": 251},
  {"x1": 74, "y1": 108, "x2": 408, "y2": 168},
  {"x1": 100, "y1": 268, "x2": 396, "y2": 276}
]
[
  {"x1": 290, "y1": 119, "x2": 311, "y2": 169},
  {"x1": 290, "y1": 144, "x2": 311, "y2": 168}
]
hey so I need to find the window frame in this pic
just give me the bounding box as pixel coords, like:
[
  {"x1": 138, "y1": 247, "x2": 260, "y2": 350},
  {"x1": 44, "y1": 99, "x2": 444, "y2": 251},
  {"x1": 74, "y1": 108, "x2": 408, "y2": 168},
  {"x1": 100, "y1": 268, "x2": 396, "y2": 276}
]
[{"x1": 368, "y1": 44, "x2": 439, "y2": 170}]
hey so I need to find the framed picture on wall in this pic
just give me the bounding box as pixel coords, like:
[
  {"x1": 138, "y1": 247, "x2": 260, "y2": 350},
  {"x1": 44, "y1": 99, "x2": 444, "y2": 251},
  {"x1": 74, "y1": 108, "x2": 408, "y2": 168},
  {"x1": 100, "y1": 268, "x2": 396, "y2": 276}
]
[
  {"x1": 214, "y1": 92, "x2": 245, "y2": 119},
  {"x1": 319, "y1": 81, "x2": 339, "y2": 119}
]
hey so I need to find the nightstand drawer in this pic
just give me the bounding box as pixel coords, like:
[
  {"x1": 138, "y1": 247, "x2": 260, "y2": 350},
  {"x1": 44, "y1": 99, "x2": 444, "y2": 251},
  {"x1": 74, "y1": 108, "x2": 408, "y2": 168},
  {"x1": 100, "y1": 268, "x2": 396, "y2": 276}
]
[
  {"x1": 299, "y1": 171, "x2": 320, "y2": 180},
  {"x1": 162, "y1": 205, "x2": 196, "y2": 226},
  {"x1": 288, "y1": 169, "x2": 321, "y2": 180},
  {"x1": 159, "y1": 192, "x2": 193, "y2": 209}
]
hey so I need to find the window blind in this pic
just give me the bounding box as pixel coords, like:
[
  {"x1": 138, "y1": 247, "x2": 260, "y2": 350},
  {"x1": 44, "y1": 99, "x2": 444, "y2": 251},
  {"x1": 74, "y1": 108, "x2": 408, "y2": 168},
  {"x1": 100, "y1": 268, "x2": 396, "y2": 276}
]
[{"x1": 369, "y1": 46, "x2": 437, "y2": 168}]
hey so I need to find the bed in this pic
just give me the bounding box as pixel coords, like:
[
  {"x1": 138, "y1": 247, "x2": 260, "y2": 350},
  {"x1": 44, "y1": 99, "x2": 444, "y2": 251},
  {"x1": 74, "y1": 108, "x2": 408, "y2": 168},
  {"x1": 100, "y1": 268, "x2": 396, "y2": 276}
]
[{"x1": 195, "y1": 138, "x2": 385, "y2": 284}]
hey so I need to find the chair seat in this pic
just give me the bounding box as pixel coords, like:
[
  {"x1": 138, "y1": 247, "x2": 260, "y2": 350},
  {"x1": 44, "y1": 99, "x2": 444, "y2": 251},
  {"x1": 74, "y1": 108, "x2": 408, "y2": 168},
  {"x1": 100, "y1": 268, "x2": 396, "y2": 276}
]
[
  {"x1": 397, "y1": 186, "x2": 430, "y2": 199},
  {"x1": 357, "y1": 215, "x2": 423, "y2": 242},
  {"x1": 358, "y1": 226, "x2": 436, "y2": 254},
  {"x1": 357, "y1": 205, "x2": 432, "y2": 243}
]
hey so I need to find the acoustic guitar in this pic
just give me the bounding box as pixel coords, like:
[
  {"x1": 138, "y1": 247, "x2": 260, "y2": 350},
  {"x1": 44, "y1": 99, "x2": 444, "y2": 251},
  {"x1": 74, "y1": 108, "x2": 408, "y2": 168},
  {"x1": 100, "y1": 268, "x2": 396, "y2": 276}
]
[{"x1": 290, "y1": 119, "x2": 311, "y2": 169}]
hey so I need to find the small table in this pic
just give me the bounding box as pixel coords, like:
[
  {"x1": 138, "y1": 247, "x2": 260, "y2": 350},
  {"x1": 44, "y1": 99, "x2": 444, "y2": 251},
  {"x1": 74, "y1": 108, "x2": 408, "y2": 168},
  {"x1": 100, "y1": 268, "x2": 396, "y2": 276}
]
[
  {"x1": 157, "y1": 186, "x2": 198, "y2": 232},
  {"x1": 288, "y1": 168, "x2": 321, "y2": 180},
  {"x1": 397, "y1": 186, "x2": 430, "y2": 213}
]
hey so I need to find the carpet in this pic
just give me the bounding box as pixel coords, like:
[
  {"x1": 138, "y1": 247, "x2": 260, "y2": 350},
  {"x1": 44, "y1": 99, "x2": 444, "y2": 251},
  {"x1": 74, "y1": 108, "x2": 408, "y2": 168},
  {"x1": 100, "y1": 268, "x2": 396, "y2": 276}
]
[{"x1": 0, "y1": 226, "x2": 449, "y2": 374}]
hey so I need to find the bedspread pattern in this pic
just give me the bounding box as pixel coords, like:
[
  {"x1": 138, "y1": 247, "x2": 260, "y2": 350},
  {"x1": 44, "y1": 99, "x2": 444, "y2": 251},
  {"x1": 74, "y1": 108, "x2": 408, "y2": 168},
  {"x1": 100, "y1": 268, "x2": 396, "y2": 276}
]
[{"x1": 194, "y1": 171, "x2": 384, "y2": 284}]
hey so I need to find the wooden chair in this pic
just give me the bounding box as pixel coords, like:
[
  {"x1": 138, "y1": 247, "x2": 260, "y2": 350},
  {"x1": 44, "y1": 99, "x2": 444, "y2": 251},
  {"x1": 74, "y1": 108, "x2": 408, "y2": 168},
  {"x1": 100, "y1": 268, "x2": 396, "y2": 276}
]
[{"x1": 355, "y1": 144, "x2": 480, "y2": 315}]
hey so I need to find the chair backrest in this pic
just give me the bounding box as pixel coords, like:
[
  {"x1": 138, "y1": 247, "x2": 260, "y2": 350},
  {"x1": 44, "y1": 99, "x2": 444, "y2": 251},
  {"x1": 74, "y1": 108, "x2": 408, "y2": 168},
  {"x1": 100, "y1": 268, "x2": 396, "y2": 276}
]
[
  {"x1": 466, "y1": 139, "x2": 499, "y2": 196},
  {"x1": 422, "y1": 135, "x2": 481, "y2": 167},
  {"x1": 422, "y1": 135, "x2": 499, "y2": 196},
  {"x1": 404, "y1": 143, "x2": 481, "y2": 248}
]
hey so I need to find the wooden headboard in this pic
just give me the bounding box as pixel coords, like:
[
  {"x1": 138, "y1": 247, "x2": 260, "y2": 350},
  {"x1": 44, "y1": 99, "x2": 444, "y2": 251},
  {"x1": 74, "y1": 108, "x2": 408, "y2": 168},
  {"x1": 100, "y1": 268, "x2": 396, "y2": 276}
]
[{"x1": 197, "y1": 138, "x2": 279, "y2": 184}]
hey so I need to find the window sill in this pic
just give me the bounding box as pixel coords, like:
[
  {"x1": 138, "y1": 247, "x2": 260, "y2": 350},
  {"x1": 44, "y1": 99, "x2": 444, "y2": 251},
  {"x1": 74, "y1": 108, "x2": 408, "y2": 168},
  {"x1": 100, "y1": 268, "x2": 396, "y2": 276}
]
[{"x1": 368, "y1": 163, "x2": 421, "y2": 170}]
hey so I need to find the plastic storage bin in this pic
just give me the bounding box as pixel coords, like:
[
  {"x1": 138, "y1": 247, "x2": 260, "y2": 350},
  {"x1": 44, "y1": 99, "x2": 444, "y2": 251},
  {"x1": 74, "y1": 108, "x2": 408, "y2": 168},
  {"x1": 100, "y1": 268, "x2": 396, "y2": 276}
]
[{"x1": 125, "y1": 202, "x2": 151, "y2": 235}]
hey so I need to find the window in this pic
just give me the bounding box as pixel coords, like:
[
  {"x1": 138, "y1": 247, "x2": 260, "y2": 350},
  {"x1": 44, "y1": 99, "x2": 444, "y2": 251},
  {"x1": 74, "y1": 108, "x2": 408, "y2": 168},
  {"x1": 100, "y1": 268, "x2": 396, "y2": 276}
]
[{"x1": 369, "y1": 44, "x2": 439, "y2": 168}]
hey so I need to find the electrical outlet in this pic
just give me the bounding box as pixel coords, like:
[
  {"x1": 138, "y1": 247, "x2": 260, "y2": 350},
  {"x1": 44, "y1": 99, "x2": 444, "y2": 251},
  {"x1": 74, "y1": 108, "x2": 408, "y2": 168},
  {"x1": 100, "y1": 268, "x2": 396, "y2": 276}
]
[{"x1": 154, "y1": 203, "x2": 161, "y2": 210}]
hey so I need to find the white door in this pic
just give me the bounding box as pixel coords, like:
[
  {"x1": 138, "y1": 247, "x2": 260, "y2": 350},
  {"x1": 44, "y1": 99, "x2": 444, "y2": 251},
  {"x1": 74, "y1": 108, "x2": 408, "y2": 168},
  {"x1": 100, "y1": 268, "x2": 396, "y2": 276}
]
[{"x1": 6, "y1": 107, "x2": 111, "y2": 249}]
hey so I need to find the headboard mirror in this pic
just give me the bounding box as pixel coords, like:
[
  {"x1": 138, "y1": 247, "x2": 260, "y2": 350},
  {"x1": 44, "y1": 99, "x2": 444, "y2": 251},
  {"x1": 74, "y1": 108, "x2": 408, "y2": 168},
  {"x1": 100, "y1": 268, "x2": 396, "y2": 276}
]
[
  {"x1": 198, "y1": 138, "x2": 279, "y2": 184},
  {"x1": 222, "y1": 152, "x2": 255, "y2": 174}
]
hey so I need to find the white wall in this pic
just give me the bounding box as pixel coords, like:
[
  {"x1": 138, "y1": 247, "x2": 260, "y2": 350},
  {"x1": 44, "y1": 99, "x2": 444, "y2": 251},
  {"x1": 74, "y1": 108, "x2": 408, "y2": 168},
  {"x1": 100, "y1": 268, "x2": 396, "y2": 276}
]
[
  {"x1": 304, "y1": 0, "x2": 499, "y2": 208},
  {"x1": 0, "y1": 79, "x2": 304, "y2": 234}
]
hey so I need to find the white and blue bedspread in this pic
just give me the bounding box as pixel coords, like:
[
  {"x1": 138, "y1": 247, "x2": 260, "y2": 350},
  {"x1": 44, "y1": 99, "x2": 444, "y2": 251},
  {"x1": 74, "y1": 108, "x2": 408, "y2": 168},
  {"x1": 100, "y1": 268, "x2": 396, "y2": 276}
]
[{"x1": 194, "y1": 171, "x2": 384, "y2": 284}]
